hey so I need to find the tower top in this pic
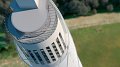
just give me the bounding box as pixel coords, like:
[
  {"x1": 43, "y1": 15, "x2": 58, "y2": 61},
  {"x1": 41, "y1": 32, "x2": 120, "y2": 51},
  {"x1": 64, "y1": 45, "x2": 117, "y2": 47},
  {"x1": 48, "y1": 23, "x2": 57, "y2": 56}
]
[{"x1": 11, "y1": 0, "x2": 48, "y2": 32}]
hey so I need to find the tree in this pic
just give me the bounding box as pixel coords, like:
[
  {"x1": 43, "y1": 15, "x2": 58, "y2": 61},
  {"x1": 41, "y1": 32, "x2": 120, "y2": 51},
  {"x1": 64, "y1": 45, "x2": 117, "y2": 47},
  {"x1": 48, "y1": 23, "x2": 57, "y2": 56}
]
[
  {"x1": 107, "y1": 4, "x2": 114, "y2": 11},
  {"x1": 52, "y1": 0, "x2": 69, "y2": 15},
  {"x1": 0, "y1": 0, "x2": 12, "y2": 44},
  {"x1": 83, "y1": 0, "x2": 99, "y2": 9},
  {"x1": 0, "y1": 15, "x2": 4, "y2": 25},
  {"x1": 111, "y1": 0, "x2": 120, "y2": 6},
  {"x1": 100, "y1": 0, "x2": 109, "y2": 4},
  {"x1": 66, "y1": 0, "x2": 90, "y2": 15},
  {"x1": 92, "y1": 9, "x2": 97, "y2": 14}
]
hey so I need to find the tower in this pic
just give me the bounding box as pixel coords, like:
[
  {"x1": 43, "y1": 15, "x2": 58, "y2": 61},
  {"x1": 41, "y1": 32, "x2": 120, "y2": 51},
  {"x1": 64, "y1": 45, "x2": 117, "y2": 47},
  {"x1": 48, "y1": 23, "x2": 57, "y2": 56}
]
[{"x1": 5, "y1": 0, "x2": 83, "y2": 67}]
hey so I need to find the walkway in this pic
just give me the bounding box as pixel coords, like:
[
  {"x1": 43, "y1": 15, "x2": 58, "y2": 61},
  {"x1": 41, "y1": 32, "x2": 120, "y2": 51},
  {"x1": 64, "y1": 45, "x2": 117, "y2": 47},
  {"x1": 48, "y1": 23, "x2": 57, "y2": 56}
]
[{"x1": 66, "y1": 13, "x2": 120, "y2": 29}]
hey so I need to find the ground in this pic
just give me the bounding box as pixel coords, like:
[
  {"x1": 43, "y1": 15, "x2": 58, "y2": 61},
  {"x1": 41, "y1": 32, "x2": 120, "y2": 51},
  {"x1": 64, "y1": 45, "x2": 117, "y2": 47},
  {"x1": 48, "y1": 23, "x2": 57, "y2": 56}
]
[{"x1": 0, "y1": 13, "x2": 120, "y2": 67}]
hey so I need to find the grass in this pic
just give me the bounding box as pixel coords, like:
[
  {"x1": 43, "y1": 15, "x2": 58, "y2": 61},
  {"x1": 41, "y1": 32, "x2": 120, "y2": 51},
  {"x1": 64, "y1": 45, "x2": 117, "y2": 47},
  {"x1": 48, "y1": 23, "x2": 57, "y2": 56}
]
[
  {"x1": 0, "y1": 23, "x2": 120, "y2": 67},
  {"x1": 71, "y1": 23, "x2": 120, "y2": 67},
  {"x1": 0, "y1": 57, "x2": 28, "y2": 67}
]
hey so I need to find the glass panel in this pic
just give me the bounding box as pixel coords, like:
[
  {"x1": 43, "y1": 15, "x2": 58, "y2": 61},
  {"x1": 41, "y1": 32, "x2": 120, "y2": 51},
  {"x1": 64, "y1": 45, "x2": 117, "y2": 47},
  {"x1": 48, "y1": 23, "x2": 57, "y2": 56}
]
[
  {"x1": 46, "y1": 46, "x2": 56, "y2": 61},
  {"x1": 56, "y1": 38, "x2": 64, "y2": 54},
  {"x1": 59, "y1": 33, "x2": 66, "y2": 49},
  {"x1": 51, "y1": 42, "x2": 61, "y2": 58},
  {"x1": 40, "y1": 49, "x2": 51, "y2": 63},
  {"x1": 27, "y1": 50, "x2": 39, "y2": 64},
  {"x1": 33, "y1": 50, "x2": 45, "y2": 65}
]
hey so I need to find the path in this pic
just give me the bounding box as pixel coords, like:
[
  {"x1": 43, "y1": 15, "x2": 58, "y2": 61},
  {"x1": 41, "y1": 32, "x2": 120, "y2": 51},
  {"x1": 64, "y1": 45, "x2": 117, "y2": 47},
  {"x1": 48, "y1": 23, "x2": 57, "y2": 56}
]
[{"x1": 66, "y1": 13, "x2": 120, "y2": 29}]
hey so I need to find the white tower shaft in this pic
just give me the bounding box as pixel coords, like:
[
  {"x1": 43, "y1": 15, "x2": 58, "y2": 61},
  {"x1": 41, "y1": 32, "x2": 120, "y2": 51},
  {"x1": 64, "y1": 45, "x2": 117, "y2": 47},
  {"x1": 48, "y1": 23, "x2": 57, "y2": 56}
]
[{"x1": 5, "y1": 0, "x2": 83, "y2": 67}]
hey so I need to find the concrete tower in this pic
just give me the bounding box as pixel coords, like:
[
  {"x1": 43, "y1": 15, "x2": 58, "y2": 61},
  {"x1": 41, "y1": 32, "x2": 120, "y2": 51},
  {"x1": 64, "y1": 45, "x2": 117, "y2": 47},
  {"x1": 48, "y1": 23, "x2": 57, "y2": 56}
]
[{"x1": 5, "y1": 0, "x2": 83, "y2": 67}]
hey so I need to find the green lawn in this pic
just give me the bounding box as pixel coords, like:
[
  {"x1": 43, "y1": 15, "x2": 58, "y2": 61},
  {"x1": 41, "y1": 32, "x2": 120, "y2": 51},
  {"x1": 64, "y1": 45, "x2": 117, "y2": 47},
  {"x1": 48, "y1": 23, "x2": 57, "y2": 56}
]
[
  {"x1": 71, "y1": 23, "x2": 120, "y2": 67},
  {"x1": 0, "y1": 23, "x2": 120, "y2": 67}
]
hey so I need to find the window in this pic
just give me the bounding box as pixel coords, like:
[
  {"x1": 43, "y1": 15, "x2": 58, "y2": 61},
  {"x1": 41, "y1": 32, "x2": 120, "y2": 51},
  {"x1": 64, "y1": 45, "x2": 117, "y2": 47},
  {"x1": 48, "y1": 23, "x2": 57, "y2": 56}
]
[
  {"x1": 40, "y1": 49, "x2": 51, "y2": 63},
  {"x1": 51, "y1": 42, "x2": 61, "y2": 58},
  {"x1": 27, "y1": 50, "x2": 39, "y2": 64},
  {"x1": 18, "y1": 45, "x2": 30, "y2": 58},
  {"x1": 56, "y1": 38, "x2": 64, "y2": 54},
  {"x1": 33, "y1": 50, "x2": 45, "y2": 65},
  {"x1": 46, "y1": 46, "x2": 56, "y2": 62},
  {"x1": 59, "y1": 33, "x2": 66, "y2": 49}
]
